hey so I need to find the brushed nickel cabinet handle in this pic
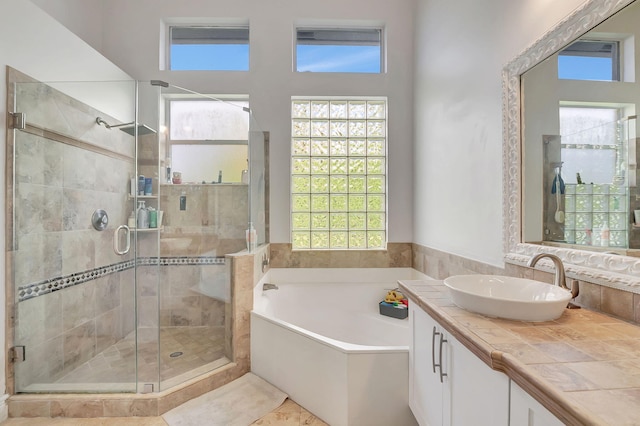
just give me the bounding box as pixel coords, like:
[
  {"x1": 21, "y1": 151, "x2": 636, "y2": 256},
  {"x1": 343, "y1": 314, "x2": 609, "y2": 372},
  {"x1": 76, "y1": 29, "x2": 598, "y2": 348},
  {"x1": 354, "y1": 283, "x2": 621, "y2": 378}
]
[
  {"x1": 431, "y1": 326, "x2": 438, "y2": 373},
  {"x1": 438, "y1": 332, "x2": 448, "y2": 383}
]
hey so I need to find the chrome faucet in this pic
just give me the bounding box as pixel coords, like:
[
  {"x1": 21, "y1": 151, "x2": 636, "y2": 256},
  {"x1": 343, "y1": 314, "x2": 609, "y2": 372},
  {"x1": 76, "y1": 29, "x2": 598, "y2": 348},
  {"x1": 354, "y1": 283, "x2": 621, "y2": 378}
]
[
  {"x1": 263, "y1": 283, "x2": 278, "y2": 291},
  {"x1": 527, "y1": 253, "x2": 579, "y2": 299}
]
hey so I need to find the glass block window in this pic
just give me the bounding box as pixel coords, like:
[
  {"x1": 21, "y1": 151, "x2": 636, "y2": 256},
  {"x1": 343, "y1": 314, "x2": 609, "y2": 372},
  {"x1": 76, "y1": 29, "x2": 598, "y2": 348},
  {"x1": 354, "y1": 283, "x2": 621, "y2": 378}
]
[{"x1": 291, "y1": 98, "x2": 387, "y2": 249}]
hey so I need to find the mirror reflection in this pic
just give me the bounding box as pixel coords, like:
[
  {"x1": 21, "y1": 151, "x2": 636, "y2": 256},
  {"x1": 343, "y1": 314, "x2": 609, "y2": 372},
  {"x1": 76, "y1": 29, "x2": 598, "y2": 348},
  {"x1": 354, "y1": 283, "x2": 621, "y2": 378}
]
[{"x1": 522, "y1": 0, "x2": 640, "y2": 254}]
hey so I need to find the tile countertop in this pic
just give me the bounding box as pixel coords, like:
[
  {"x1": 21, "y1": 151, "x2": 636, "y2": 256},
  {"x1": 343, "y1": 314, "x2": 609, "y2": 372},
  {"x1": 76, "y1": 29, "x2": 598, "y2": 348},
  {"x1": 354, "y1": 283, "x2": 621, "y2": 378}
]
[{"x1": 398, "y1": 279, "x2": 640, "y2": 426}]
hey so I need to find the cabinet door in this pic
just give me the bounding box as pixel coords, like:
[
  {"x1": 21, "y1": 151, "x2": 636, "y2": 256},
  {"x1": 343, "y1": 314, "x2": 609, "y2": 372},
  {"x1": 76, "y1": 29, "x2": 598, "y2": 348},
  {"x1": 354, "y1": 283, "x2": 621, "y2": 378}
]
[
  {"x1": 510, "y1": 380, "x2": 564, "y2": 426},
  {"x1": 409, "y1": 305, "x2": 446, "y2": 426},
  {"x1": 448, "y1": 336, "x2": 509, "y2": 426}
]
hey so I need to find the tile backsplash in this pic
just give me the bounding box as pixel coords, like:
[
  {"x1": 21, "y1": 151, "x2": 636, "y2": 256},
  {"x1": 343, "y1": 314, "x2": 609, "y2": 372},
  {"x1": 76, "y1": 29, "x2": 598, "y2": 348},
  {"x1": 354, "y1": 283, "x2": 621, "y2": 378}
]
[{"x1": 411, "y1": 243, "x2": 640, "y2": 325}]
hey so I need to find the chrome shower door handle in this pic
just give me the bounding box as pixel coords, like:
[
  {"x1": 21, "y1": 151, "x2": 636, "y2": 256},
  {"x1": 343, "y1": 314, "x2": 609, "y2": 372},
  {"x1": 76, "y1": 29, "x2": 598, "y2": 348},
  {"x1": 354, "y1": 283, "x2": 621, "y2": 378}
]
[{"x1": 113, "y1": 225, "x2": 131, "y2": 255}]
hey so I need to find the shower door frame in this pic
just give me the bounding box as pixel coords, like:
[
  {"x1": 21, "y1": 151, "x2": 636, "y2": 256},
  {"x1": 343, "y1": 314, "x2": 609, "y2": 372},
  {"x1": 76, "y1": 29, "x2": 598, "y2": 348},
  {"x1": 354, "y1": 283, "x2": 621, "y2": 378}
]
[{"x1": 6, "y1": 68, "x2": 142, "y2": 394}]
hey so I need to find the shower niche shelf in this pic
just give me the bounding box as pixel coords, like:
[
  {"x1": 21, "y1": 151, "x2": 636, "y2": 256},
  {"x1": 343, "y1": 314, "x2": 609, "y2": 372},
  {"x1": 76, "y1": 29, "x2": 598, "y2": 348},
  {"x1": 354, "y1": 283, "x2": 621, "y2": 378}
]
[
  {"x1": 129, "y1": 195, "x2": 158, "y2": 200},
  {"x1": 131, "y1": 227, "x2": 163, "y2": 233}
]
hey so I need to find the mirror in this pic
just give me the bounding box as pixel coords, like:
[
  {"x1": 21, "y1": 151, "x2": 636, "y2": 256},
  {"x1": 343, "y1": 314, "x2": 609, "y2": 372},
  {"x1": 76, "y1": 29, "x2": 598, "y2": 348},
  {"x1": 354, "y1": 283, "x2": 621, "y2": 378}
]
[{"x1": 503, "y1": 0, "x2": 640, "y2": 287}]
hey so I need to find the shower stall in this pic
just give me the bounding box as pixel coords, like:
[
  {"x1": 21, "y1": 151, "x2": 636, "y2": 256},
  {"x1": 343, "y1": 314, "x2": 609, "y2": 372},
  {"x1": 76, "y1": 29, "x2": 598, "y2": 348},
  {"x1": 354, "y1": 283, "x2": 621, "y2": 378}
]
[{"x1": 6, "y1": 68, "x2": 267, "y2": 395}]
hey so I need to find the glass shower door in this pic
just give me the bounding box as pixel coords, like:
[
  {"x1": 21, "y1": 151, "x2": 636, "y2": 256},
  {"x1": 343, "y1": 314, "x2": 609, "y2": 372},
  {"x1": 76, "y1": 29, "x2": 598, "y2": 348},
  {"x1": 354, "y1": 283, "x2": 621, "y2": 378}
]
[
  {"x1": 154, "y1": 84, "x2": 254, "y2": 390},
  {"x1": 8, "y1": 75, "x2": 139, "y2": 393}
]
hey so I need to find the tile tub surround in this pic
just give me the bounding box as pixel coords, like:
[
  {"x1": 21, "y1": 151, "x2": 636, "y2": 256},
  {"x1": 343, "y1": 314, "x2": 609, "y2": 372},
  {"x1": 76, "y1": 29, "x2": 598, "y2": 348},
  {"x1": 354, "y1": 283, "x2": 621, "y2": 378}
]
[
  {"x1": 269, "y1": 242, "x2": 412, "y2": 268},
  {"x1": 269, "y1": 241, "x2": 640, "y2": 325},
  {"x1": 6, "y1": 250, "x2": 258, "y2": 418},
  {"x1": 400, "y1": 279, "x2": 640, "y2": 426}
]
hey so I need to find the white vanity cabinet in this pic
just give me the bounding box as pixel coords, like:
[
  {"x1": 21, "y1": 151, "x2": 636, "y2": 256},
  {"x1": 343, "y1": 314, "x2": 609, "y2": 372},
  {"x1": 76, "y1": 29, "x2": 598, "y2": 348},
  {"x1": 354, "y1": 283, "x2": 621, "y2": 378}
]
[
  {"x1": 409, "y1": 304, "x2": 509, "y2": 426},
  {"x1": 510, "y1": 381, "x2": 563, "y2": 426},
  {"x1": 409, "y1": 303, "x2": 449, "y2": 425}
]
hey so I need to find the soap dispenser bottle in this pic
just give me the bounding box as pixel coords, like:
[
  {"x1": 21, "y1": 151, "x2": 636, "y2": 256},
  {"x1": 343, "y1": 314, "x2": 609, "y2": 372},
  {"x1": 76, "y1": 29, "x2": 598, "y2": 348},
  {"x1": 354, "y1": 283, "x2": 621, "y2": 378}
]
[
  {"x1": 137, "y1": 201, "x2": 149, "y2": 229},
  {"x1": 127, "y1": 211, "x2": 136, "y2": 228}
]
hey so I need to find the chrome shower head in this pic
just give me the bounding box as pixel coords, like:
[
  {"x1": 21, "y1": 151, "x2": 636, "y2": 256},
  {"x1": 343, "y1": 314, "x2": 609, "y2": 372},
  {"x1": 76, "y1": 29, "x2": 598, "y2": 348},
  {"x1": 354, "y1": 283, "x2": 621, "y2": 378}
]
[
  {"x1": 96, "y1": 116, "x2": 156, "y2": 136},
  {"x1": 118, "y1": 124, "x2": 156, "y2": 136}
]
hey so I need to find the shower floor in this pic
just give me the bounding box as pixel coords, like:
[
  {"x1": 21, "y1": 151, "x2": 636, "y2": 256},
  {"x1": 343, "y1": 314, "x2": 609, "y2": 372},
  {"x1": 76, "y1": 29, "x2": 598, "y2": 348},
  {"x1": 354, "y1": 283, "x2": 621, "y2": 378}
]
[{"x1": 24, "y1": 326, "x2": 228, "y2": 393}]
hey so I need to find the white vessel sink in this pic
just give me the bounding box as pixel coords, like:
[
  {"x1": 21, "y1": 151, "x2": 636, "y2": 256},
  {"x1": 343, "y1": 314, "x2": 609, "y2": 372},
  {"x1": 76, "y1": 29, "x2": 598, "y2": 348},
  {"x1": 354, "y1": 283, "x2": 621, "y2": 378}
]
[{"x1": 443, "y1": 275, "x2": 572, "y2": 322}]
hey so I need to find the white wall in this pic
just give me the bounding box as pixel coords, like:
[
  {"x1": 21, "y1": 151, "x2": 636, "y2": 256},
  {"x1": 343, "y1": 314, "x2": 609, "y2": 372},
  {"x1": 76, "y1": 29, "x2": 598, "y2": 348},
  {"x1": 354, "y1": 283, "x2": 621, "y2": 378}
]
[
  {"x1": 0, "y1": 0, "x2": 131, "y2": 417},
  {"x1": 412, "y1": 0, "x2": 587, "y2": 267},
  {"x1": 91, "y1": 0, "x2": 416, "y2": 244},
  {"x1": 30, "y1": 0, "x2": 105, "y2": 52}
]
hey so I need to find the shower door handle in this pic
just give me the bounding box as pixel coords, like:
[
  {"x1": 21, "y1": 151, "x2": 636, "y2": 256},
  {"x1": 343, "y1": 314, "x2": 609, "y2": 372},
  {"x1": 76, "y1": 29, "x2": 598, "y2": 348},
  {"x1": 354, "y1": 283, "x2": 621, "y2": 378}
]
[{"x1": 113, "y1": 225, "x2": 131, "y2": 255}]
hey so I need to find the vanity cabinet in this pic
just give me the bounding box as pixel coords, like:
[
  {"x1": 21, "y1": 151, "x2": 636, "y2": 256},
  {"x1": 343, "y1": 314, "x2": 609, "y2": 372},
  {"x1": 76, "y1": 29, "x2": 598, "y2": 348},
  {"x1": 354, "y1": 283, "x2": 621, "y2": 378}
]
[
  {"x1": 409, "y1": 304, "x2": 509, "y2": 426},
  {"x1": 510, "y1": 381, "x2": 563, "y2": 426},
  {"x1": 409, "y1": 303, "x2": 448, "y2": 425}
]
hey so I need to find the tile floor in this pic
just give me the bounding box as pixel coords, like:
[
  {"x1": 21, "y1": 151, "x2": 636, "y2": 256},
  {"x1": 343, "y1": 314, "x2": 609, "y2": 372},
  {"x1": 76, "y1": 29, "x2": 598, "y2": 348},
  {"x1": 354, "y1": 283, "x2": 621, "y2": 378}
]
[
  {"x1": 1, "y1": 398, "x2": 329, "y2": 425},
  {"x1": 21, "y1": 326, "x2": 228, "y2": 393}
]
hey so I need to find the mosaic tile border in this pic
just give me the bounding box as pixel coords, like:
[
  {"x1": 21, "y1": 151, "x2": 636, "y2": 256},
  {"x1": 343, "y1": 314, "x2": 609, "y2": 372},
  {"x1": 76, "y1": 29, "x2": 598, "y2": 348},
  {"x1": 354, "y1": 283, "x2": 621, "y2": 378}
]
[
  {"x1": 155, "y1": 257, "x2": 226, "y2": 266},
  {"x1": 17, "y1": 256, "x2": 226, "y2": 302}
]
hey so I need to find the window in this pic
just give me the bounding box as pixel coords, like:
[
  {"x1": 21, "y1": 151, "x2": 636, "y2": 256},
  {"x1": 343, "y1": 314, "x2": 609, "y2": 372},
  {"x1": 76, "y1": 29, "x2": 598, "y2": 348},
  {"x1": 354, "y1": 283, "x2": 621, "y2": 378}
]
[
  {"x1": 558, "y1": 40, "x2": 620, "y2": 81},
  {"x1": 296, "y1": 28, "x2": 383, "y2": 73},
  {"x1": 169, "y1": 26, "x2": 249, "y2": 71},
  {"x1": 168, "y1": 99, "x2": 249, "y2": 183},
  {"x1": 291, "y1": 98, "x2": 387, "y2": 249},
  {"x1": 559, "y1": 106, "x2": 622, "y2": 184}
]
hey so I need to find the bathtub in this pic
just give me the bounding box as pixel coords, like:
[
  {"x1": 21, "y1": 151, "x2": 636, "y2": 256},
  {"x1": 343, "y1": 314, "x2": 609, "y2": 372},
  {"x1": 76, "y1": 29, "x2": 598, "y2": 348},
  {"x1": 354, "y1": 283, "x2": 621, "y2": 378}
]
[{"x1": 251, "y1": 268, "x2": 431, "y2": 426}]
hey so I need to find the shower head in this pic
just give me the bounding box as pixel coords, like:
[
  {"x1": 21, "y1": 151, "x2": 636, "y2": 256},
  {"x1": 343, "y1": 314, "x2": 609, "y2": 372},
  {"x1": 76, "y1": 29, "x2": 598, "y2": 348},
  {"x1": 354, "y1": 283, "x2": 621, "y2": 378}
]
[
  {"x1": 150, "y1": 79, "x2": 169, "y2": 88},
  {"x1": 96, "y1": 117, "x2": 156, "y2": 136},
  {"x1": 118, "y1": 124, "x2": 156, "y2": 136}
]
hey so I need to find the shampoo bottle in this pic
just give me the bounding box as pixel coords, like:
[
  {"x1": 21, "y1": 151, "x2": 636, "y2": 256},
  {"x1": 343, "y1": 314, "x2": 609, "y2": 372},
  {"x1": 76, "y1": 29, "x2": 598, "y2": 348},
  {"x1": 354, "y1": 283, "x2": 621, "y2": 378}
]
[
  {"x1": 148, "y1": 207, "x2": 158, "y2": 228},
  {"x1": 137, "y1": 201, "x2": 149, "y2": 229},
  {"x1": 246, "y1": 222, "x2": 257, "y2": 252}
]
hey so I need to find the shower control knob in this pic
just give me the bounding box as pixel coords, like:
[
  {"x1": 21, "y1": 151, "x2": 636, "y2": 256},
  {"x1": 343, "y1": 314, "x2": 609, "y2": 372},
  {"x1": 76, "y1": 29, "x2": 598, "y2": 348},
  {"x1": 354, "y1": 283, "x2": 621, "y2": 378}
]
[{"x1": 92, "y1": 209, "x2": 109, "y2": 231}]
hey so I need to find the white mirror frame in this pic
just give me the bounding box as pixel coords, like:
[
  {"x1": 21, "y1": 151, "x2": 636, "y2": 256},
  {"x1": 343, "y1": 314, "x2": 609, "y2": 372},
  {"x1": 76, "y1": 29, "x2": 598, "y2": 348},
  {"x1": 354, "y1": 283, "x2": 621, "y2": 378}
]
[{"x1": 503, "y1": 0, "x2": 640, "y2": 289}]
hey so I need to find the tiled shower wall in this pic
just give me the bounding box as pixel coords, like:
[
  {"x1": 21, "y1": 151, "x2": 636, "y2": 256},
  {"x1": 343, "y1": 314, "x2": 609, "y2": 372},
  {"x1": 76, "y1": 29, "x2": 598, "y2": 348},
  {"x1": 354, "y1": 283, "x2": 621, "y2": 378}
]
[
  {"x1": 160, "y1": 184, "x2": 248, "y2": 258},
  {"x1": 157, "y1": 184, "x2": 248, "y2": 329},
  {"x1": 8, "y1": 69, "x2": 137, "y2": 390},
  {"x1": 8, "y1": 70, "x2": 248, "y2": 390}
]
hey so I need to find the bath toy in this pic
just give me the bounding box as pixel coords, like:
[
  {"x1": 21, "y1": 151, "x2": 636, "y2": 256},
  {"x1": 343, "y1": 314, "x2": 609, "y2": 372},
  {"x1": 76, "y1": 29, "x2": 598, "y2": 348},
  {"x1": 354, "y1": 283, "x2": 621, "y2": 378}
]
[{"x1": 384, "y1": 290, "x2": 404, "y2": 303}]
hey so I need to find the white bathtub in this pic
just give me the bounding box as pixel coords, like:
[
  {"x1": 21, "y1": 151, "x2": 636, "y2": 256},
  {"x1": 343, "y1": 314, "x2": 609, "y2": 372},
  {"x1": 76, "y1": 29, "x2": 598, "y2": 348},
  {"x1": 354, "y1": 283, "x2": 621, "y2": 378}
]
[{"x1": 250, "y1": 268, "x2": 431, "y2": 426}]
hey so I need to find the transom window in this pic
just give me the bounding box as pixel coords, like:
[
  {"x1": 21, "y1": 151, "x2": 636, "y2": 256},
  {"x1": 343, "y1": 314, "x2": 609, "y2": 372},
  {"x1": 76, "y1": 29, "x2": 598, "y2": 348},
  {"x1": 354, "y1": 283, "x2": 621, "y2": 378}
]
[
  {"x1": 291, "y1": 98, "x2": 387, "y2": 250},
  {"x1": 169, "y1": 26, "x2": 249, "y2": 71},
  {"x1": 558, "y1": 39, "x2": 620, "y2": 81},
  {"x1": 296, "y1": 28, "x2": 383, "y2": 73}
]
